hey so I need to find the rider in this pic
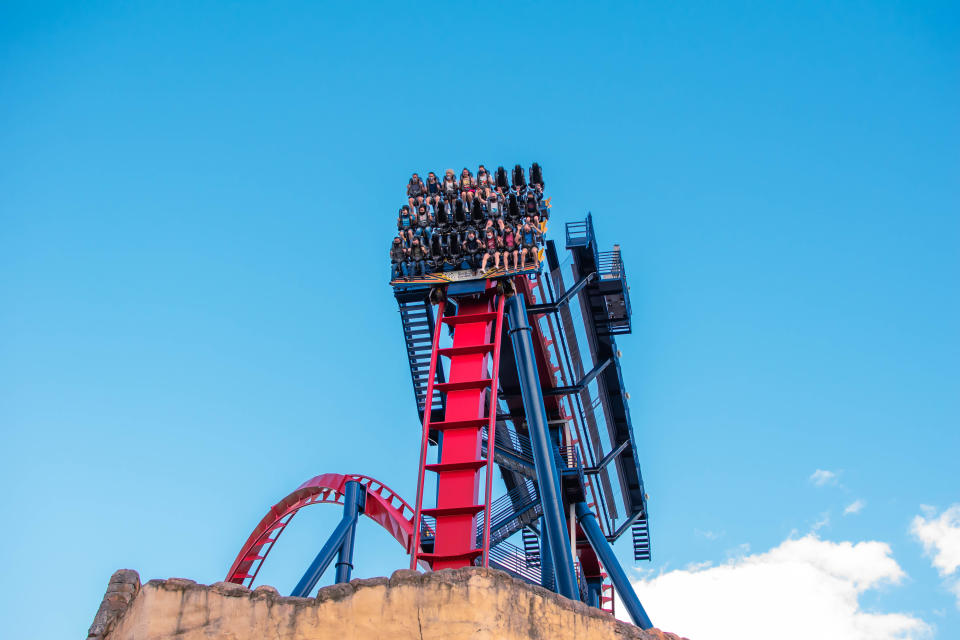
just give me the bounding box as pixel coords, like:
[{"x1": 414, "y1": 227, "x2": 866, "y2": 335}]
[
  {"x1": 519, "y1": 221, "x2": 541, "y2": 270},
  {"x1": 407, "y1": 237, "x2": 427, "y2": 277},
  {"x1": 480, "y1": 228, "x2": 502, "y2": 272},
  {"x1": 524, "y1": 192, "x2": 541, "y2": 225},
  {"x1": 462, "y1": 229, "x2": 483, "y2": 270},
  {"x1": 459, "y1": 167, "x2": 476, "y2": 205},
  {"x1": 476, "y1": 164, "x2": 492, "y2": 196},
  {"x1": 397, "y1": 205, "x2": 414, "y2": 244},
  {"x1": 442, "y1": 169, "x2": 459, "y2": 202},
  {"x1": 414, "y1": 203, "x2": 433, "y2": 241},
  {"x1": 425, "y1": 171, "x2": 441, "y2": 207},
  {"x1": 407, "y1": 173, "x2": 426, "y2": 209},
  {"x1": 390, "y1": 236, "x2": 407, "y2": 280},
  {"x1": 501, "y1": 223, "x2": 519, "y2": 271}
]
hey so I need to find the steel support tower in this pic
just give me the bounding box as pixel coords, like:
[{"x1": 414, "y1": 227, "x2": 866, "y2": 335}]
[{"x1": 225, "y1": 185, "x2": 654, "y2": 627}]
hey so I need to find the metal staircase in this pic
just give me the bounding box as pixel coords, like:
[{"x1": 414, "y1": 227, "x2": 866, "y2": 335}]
[
  {"x1": 487, "y1": 539, "x2": 554, "y2": 591},
  {"x1": 477, "y1": 478, "x2": 542, "y2": 547},
  {"x1": 632, "y1": 518, "x2": 651, "y2": 561},
  {"x1": 396, "y1": 295, "x2": 445, "y2": 421},
  {"x1": 522, "y1": 527, "x2": 541, "y2": 568},
  {"x1": 600, "y1": 573, "x2": 615, "y2": 614}
]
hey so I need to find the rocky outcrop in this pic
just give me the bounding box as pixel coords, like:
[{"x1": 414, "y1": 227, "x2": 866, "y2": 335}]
[
  {"x1": 87, "y1": 569, "x2": 141, "y2": 639},
  {"x1": 88, "y1": 567, "x2": 687, "y2": 640}
]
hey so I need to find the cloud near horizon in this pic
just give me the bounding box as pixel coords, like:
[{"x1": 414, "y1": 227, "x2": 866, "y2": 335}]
[
  {"x1": 911, "y1": 503, "x2": 960, "y2": 608},
  {"x1": 627, "y1": 534, "x2": 929, "y2": 640}
]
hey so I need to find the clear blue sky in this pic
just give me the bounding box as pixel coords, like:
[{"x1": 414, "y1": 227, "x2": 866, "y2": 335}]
[{"x1": 1, "y1": 2, "x2": 957, "y2": 639}]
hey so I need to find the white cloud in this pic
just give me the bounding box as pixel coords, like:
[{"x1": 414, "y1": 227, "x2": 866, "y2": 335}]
[
  {"x1": 845, "y1": 499, "x2": 866, "y2": 516},
  {"x1": 811, "y1": 511, "x2": 831, "y2": 532},
  {"x1": 911, "y1": 504, "x2": 960, "y2": 576},
  {"x1": 626, "y1": 534, "x2": 930, "y2": 640},
  {"x1": 696, "y1": 529, "x2": 724, "y2": 541},
  {"x1": 810, "y1": 469, "x2": 839, "y2": 487},
  {"x1": 910, "y1": 503, "x2": 960, "y2": 608}
]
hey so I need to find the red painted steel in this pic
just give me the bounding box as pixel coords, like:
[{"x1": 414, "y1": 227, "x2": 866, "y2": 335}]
[
  {"x1": 409, "y1": 299, "x2": 447, "y2": 569},
  {"x1": 410, "y1": 285, "x2": 505, "y2": 570},
  {"x1": 430, "y1": 293, "x2": 494, "y2": 569},
  {"x1": 481, "y1": 294, "x2": 506, "y2": 567},
  {"x1": 226, "y1": 473, "x2": 422, "y2": 587}
]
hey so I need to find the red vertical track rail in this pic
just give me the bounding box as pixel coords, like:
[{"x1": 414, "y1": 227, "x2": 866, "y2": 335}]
[
  {"x1": 411, "y1": 285, "x2": 504, "y2": 570},
  {"x1": 409, "y1": 299, "x2": 446, "y2": 569},
  {"x1": 480, "y1": 293, "x2": 506, "y2": 567}
]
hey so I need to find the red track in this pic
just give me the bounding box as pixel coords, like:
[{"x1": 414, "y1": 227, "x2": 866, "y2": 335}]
[
  {"x1": 410, "y1": 286, "x2": 506, "y2": 570},
  {"x1": 225, "y1": 473, "x2": 421, "y2": 587}
]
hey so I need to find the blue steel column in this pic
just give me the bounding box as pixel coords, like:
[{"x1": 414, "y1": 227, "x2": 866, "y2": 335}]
[
  {"x1": 586, "y1": 578, "x2": 603, "y2": 608},
  {"x1": 506, "y1": 292, "x2": 579, "y2": 600},
  {"x1": 575, "y1": 502, "x2": 653, "y2": 629},
  {"x1": 291, "y1": 481, "x2": 364, "y2": 596},
  {"x1": 539, "y1": 517, "x2": 554, "y2": 591},
  {"x1": 335, "y1": 481, "x2": 366, "y2": 583}
]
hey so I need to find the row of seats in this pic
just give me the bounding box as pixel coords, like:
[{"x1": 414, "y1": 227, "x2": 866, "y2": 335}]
[
  {"x1": 391, "y1": 164, "x2": 549, "y2": 280},
  {"x1": 406, "y1": 163, "x2": 545, "y2": 209}
]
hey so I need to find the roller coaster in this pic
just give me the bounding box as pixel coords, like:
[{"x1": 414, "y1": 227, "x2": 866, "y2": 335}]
[{"x1": 226, "y1": 166, "x2": 654, "y2": 629}]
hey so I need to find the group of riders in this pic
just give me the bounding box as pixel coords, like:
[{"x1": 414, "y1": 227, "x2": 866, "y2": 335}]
[{"x1": 390, "y1": 163, "x2": 549, "y2": 279}]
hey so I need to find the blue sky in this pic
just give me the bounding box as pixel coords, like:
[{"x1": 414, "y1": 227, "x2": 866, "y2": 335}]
[{"x1": 1, "y1": 2, "x2": 958, "y2": 638}]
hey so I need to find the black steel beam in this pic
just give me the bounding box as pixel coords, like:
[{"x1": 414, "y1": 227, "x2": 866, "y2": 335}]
[
  {"x1": 583, "y1": 439, "x2": 630, "y2": 476},
  {"x1": 544, "y1": 358, "x2": 613, "y2": 396},
  {"x1": 526, "y1": 272, "x2": 596, "y2": 314}
]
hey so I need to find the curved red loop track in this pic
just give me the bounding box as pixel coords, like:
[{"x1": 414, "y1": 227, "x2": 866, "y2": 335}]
[{"x1": 226, "y1": 473, "x2": 421, "y2": 586}]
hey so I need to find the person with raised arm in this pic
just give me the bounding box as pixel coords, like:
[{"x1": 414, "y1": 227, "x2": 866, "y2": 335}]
[{"x1": 519, "y1": 220, "x2": 542, "y2": 270}]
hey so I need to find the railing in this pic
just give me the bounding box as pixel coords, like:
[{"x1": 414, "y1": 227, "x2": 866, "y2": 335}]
[
  {"x1": 482, "y1": 425, "x2": 534, "y2": 463},
  {"x1": 597, "y1": 250, "x2": 625, "y2": 281},
  {"x1": 573, "y1": 561, "x2": 589, "y2": 602},
  {"x1": 565, "y1": 216, "x2": 592, "y2": 248},
  {"x1": 557, "y1": 445, "x2": 582, "y2": 470},
  {"x1": 475, "y1": 479, "x2": 541, "y2": 546},
  {"x1": 485, "y1": 539, "x2": 552, "y2": 590},
  {"x1": 596, "y1": 247, "x2": 632, "y2": 331}
]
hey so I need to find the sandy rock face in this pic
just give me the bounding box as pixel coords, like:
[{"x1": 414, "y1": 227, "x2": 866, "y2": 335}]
[{"x1": 88, "y1": 567, "x2": 688, "y2": 640}]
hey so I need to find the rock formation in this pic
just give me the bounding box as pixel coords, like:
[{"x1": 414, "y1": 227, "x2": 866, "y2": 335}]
[{"x1": 87, "y1": 566, "x2": 686, "y2": 640}]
